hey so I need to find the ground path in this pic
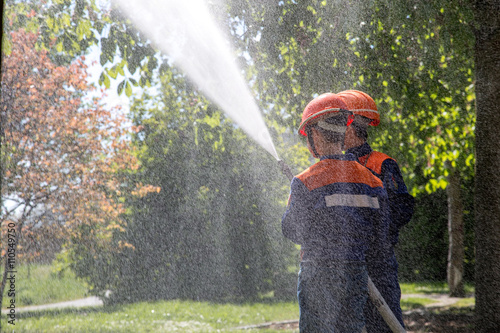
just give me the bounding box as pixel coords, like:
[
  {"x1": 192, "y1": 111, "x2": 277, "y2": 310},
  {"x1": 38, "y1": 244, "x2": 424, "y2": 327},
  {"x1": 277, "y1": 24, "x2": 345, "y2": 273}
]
[
  {"x1": 401, "y1": 293, "x2": 472, "y2": 308},
  {"x1": 2, "y1": 296, "x2": 103, "y2": 314}
]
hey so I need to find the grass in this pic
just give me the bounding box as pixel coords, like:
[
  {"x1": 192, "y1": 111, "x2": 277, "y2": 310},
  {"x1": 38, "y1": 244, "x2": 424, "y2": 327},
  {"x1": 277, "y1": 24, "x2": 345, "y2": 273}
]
[
  {"x1": 401, "y1": 297, "x2": 438, "y2": 310},
  {"x1": 452, "y1": 297, "x2": 475, "y2": 307},
  {"x1": 400, "y1": 281, "x2": 475, "y2": 295},
  {"x1": 400, "y1": 282, "x2": 475, "y2": 311},
  {"x1": 0, "y1": 264, "x2": 477, "y2": 332},
  {"x1": 3, "y1": 300, "x2": 300, "y2": 333},
  {"x1": 1, "y1": 264, "x2": 88, "y2": 308},
  {"x1": 4, "y1": 295, "x2": 475, "y2": 333}
]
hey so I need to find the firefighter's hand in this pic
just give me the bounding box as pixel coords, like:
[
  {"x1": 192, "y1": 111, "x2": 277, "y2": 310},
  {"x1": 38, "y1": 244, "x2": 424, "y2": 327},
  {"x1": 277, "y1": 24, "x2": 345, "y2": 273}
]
[{"x1": 278, "y1": 160, "x2": 294, "y2": 181}]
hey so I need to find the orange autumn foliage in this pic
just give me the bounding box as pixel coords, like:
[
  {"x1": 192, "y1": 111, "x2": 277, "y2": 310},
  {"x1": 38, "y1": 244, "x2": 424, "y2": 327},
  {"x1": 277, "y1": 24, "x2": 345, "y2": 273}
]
[{"x1": 1, "y1": 29, "x2": 159, "y2": 264}]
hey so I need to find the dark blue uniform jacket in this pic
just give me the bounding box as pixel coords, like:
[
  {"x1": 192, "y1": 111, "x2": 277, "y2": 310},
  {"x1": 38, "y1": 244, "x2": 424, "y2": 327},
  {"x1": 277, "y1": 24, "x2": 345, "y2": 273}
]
[{"x1": 282, "y1": 154, "x2": 391, "y2": 263}]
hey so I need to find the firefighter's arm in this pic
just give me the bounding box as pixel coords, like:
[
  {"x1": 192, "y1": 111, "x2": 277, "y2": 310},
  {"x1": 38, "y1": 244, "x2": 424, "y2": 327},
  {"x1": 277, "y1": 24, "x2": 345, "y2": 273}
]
[
  {"x1": 281, "y1": 178, "x2": 311, "y2": 245},
  {"x1": 381, "y1": 159, "x2": 415, "y2": 228}
]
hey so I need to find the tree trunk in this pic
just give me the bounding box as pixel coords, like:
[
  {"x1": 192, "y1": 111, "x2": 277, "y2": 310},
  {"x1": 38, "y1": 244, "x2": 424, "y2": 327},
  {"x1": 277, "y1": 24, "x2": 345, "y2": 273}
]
[
  {"x1": 474, "y1": 1, "x2": 500, "y2": 332},
  {"x1": 446, "y1": 168, "x2": 465, "y2": 297}
]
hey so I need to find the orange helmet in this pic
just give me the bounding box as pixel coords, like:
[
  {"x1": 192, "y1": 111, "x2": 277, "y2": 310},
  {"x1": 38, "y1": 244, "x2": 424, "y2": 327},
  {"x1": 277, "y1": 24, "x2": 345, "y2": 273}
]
[
  {"x1": 337, "y1": 90, "x2": 379, "y2": 126},
  {"x1": 298, "y1": 93, "x2": 349, "y2": 136}
]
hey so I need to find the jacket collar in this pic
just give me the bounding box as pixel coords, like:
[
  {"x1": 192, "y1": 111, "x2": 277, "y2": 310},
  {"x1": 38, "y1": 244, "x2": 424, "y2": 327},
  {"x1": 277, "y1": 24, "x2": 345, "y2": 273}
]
[
  {"x1": 320, "y1": 153, "x2": 357, "y2": 161},
  {"x1": 345, "y1": 142, "x2": 372, "y2": 159}
]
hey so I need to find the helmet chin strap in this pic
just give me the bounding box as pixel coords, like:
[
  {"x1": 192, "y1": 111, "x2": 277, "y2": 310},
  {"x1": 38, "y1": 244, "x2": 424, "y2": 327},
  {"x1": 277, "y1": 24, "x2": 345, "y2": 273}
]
[
  {"x1": 306, "y1": 127, "x2": 320, "y2": 158},
  {"x1": 342, "y1": 113, "x2": 355, "y2": 151},
  {"x1": 346, "y1": 113, "x2": 355, "y2": 127}
]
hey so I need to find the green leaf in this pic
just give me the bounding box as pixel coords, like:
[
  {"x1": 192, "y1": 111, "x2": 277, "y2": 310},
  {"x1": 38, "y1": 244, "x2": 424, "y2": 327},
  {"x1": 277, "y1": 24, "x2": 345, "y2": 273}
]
[
  {"x1": 118, "y1": 64, "x2": 125, "y2": 76},
  {"x1": 62, "y1": 13, "x2": 71, "y2": 27},
  {"x1": 117, "y1": 80, "x2": 125, "y2": 95},
  {"x1": 203, "y1": 114, "x2": 221, "y2": 128},
  {"x1": 103, "y1": 73, "x2": 111, "y2": 89},
  {"x1": 46, "y1": 17, "x2": 54, "y2": 29},
  {"x1": 465, "y1": 155, "x2": 474, "y2": 167},
  {"x1": 100, "y1": 53, "x2": 108, "y2": 66},
  {"x1": 108, "y1": 66, "x2": 118, "y2": 79},
  {"x1": 125, "y1": 81, "x2": 132, "y2": 97}
]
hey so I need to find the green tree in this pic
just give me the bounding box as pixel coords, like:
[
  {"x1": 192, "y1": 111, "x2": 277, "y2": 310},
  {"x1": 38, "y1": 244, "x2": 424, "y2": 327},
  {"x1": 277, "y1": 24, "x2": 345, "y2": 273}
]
[
  {"x1": 348, "y1": 0, "x2": 475, "y2": 297},
  {"x1": 3, "y1": 0, "x2": 157, "y2": 95}
]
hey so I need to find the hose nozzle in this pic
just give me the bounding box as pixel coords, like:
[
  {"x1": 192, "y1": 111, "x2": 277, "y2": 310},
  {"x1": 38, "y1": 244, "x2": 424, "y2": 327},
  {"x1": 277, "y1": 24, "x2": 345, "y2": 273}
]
[{"x1": 278, "y1": 160, "x2": 294, "y2": 181}]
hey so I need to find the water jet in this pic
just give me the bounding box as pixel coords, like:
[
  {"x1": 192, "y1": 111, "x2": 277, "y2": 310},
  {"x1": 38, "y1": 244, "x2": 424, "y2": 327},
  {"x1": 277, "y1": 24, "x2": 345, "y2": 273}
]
[{"x1": 114, "y1": 0, "x2": 279, "y2": 161}]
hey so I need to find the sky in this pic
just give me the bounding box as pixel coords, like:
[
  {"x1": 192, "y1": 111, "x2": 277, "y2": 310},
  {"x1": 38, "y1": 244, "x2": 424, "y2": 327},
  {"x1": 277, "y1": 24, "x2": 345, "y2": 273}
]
[{"x1": 84, "y1": 45, "x2": 137, "y2": 115}]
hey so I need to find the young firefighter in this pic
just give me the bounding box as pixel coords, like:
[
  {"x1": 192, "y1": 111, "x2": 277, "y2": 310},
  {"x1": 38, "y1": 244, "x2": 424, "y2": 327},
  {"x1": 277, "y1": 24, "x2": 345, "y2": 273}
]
[
  {"x1": 338, "y1": 90, "x2": 415, "y2": 332},
  {"x1": 282, "y1": 93, "x2": 391, "y2": 332}
]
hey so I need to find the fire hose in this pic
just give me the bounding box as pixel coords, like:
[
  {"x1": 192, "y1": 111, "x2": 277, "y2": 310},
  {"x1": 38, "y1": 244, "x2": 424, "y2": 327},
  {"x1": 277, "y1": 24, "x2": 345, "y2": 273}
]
[{"x1": 278, "y1": 160, "x2": 406, "y2": 333}]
